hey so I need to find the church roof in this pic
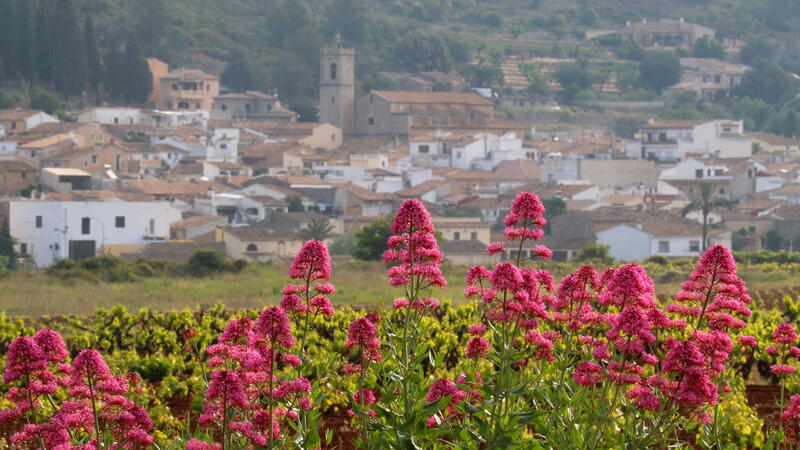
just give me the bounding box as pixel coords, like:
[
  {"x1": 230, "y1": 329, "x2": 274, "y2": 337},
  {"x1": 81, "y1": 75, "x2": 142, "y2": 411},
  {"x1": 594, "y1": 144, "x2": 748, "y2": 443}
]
[{"x1": 371, "y1": 91, "x2": 492, "y2": 107}]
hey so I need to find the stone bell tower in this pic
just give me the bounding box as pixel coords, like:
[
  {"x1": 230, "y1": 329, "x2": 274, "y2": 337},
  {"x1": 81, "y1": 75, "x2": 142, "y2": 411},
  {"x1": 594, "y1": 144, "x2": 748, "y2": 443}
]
[{"x1": 319, "y1": 33, "x2": 355, "y2": 136}]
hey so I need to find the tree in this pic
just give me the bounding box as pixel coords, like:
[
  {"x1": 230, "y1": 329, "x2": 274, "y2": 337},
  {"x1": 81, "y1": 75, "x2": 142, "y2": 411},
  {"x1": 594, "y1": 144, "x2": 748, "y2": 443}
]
[
  {"x1": 0, "y1": 0, "x2": 18, "y2": 78},
  {"x1": 763, "y1": 230, "x2": 784, "y2": 252},
  {"x1": 29, "y1": 86, "x2": 64, "y2": 114},
  {"x1": 681, "y1": 183, "x2": 731, "y2": 252},
  {"x1": 299, "y1": 218, "x2": 334, "y2": 241},
  {"x1": 84, "y1": 15, "x2": 103, "y2": 98},
  {"x1": 736, "y1": 59, "x2": 794, "y2": 105},
  {"x1": 53, "y1": 0, "x2": 87, "y2": 95},
  {"x1": 121, "y1": 35, "x2": 153, "y2": 103},
  {"x1": 693, "y1": 36, "x2": 725, "y2": 59},
  {"x1": 353, "y1": 219, "x2": 391, "y2": 260},
  {"x1": 554, "y1": 63, "x2": 592, "y2": 91},
  {"x1": 221, "y1": 55, "x2": 256, "y2": 93},
  {"x1": 34, "y1": 0, "x2": 53, "y2": 83},
  {"x1": 16, "y1": 0, "x2": 34, "y2": 80},
  {"x1": 104, "y1": 48, "x2": 126, "y2": 100},
  {"x1": 541, "y1": 197, "x2": 566, "y2": 235},
  {"x1": 0, "y1": 221, "x2": 17, "y2": 270},
  {"x1": 323, "y1": 0, "x2": 371, "y2": 45},
  {"x1": 785, "y1": 111, "x2": 798, "y2": 138},
  {"x1": 136, "y1": 0, "x2": 168, "y2": 54},
  {"x1": 286, "y1": 196, "x2": 304, "y2": 212},
  {"x1": 740, "y1": 37, "x2": 776, "y2": 65},
  {"x1": 574, "y1": 242, "x2": 614, "y2": 266},
  {"x1": 639, "y1": 50, "x2": 681, "y2": 93}
]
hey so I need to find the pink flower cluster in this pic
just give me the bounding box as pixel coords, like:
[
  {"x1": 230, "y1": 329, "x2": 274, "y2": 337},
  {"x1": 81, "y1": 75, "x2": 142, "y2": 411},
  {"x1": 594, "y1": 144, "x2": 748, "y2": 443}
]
[
  {"x1": 2, "y1": 330, "x2": 154, "y2": 448},
  {"x1": 346, "y1": 316, "x2": 382, "y2": 365},
  {"x1": 282, "y1": 240, "x2": 335, "y2": 319},
  {"x1": 769, "y1": 323, "x2": 800, "y2": 376},
  {"x1": 195, "y1": 306, "x2": 311, "y2": 447},
  {"x1": 382, "y1": 199, "x2": 447, "y2": 290}
]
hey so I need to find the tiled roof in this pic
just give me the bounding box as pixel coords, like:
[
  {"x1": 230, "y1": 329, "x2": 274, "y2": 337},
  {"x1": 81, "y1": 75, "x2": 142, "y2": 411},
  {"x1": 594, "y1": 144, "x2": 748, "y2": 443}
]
[
  {"x1": 162, "y1": 68, "x2": 219, "y2": 81},
  {"x1": 226, "y1": 227, "x2": 301, "y2": 241},
  {"x1": 441, "y1": 239, "x2": 489, "y2": 254},
  {"x1": 170, "y1": 215, "x2": 226, "y2": 230},
  {"x1": 123, "y1": 180, "x2": 229, "y2": 197},
  {"x1": 0, "y1": 156, "x2": 37, "y2": 172},
  {"x1": 486, "y1": 160, "x2": 541, "y2": 181},
  {"x1": 332, "y1": 182, "x2": 396, "y2": 202},
  {"x1": 640, "y1": 120, "x2": 709, "y2": 129},
  {"x1": 372, "y1": 90, "x2": 492, "y2": 106},
  {"x1": 396, "y1": 179, "x2": 448, "y2": 197},
  {"x1": 0, "y1": 109, "x2": 43, "y2": 121}
]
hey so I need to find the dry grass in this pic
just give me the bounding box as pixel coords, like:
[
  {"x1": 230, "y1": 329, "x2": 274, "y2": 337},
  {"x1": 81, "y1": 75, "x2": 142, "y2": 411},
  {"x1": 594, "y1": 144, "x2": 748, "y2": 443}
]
[{"x1": 1, "y1": 260, "x2": 798, "y2": 317}]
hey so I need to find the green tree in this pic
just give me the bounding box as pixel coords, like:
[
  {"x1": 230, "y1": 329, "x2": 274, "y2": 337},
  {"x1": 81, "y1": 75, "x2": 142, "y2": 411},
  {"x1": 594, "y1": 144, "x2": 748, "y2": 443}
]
[
  {"x1": 574, "y1": 241, "x2": 614, "y2": 266},
  {"x1": 639, "y1": 50, "x2": 681, "y2": 93},
  {"x1": 785, "y1": 111, "x2": 798, "y2": 138},
  {"x1": 0, "y1": 221, "x2": 17, "y2": 270},
  {"x1": 681, "y1": 183, "x2": 731, "y2": 252},
  {"x1": 121, "y1": 35, "x2": 153, "y2": 103},
  {"x1": 740, "y1": 37, "x2": 776, "y2": 65},
  {"x1": 763, "y1": 229, "x2": 784, "y2": 252},
  {"x1": 286, "y1": 196, "x2": 304, "y2": 212},
  {"x1": 299, "y1": 218, "x2": 334, "y2": 241},
  {"x1": 29, "y1": 86, "x2": 64, "y2": 114},
  {"x1": 84, "y1": 15, "x2": 103, "y2": 98},
  {"x1": 736, "y1": 59, "x2": 794, "y2": 105},
  {"x1": 353, "y1": 219, "x2": 391, "y2": 260},
  {"x1": 541, "y1": 197, "x2": 567, "y2": 235},
  {"x1": 578, "y1": 8, "x2": 598, "y2": 26},
  {"x1": 34, "y1": 0, "x2": 53, "y2": 83},
  {"x1": 221, "y1": 54, "x2": 256, "y2": 93},
  {"x1": 15, "y1": 0, "x2": 34, "y2": 80},
  {"x1": 53, "y1": 0, "x2": 87, "y2": 95},
  {"x1": 104, "y1": 48, "x2": 125, "y2": 100},
  {"x1": 137, "y1": 0, "x2": 168, "y2": 54},
  {"x1": 0, "y1": 0, "x2": 18, "y2": 78},
  {"x1": 555, "y1": 63, "x2": 592, "y2": 91},
  {"x1": 323, "y1": 0, "x2": 371, "y2": 45},
  {"x1": 693, "y1": 36, "x2": 725, "y2": 59}
]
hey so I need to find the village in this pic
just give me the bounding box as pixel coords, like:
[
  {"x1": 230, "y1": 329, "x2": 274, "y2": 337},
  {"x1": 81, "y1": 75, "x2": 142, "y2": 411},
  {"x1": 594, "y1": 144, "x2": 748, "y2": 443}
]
[{"x1": 0, "y1": 21, "x2": 799, "y2": 270}]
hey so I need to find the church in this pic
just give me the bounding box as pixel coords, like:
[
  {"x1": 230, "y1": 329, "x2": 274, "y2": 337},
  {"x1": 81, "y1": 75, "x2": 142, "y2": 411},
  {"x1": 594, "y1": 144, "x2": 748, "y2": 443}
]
[{"x1": 319, "y1": 35, "x2": 526, "y2": 140}]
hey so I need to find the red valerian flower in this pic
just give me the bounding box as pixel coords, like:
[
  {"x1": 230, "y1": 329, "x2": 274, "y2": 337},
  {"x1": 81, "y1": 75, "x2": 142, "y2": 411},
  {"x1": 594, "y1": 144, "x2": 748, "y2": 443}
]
[
  {"x1": 773, "y1": 323, "x2": 798, "y2": 345},
  {"x1": 487, "y1": 242, "x2": 505, "y2": 255},
  {"x1": 255, "y1": 307, "x2": 296, "y2": 349},
  {"x1": 289, "y1": 239, "x2": 331, "y2": 281},
  {"x1": 573, "y1": 361, "x2": 604, "y2": 387},
  {"x1": 346, "y1": 317, "x2": 382, "y2": 363},
  {"x1": 465, "y1": 337, "x2": 490, "y2": 359}
]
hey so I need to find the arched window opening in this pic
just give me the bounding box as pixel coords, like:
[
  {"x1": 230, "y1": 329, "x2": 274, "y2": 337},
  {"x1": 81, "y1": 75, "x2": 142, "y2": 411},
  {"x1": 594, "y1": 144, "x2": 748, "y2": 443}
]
[{"x1": 330, "y1": 63, "x2": 337, "y2": 80}]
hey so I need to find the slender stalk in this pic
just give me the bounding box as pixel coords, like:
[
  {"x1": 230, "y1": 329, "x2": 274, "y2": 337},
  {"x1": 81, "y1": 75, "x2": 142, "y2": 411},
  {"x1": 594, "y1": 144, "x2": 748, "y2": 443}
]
[{"x1": 87, "y1": 373, "x2": 102, "y2": 448}]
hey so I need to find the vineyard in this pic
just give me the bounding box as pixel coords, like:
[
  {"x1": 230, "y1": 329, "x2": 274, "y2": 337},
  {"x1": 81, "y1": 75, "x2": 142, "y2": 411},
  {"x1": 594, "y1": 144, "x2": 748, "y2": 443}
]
[{"x1": 4, "y1": 196, "x2": 800, "y2": 448}]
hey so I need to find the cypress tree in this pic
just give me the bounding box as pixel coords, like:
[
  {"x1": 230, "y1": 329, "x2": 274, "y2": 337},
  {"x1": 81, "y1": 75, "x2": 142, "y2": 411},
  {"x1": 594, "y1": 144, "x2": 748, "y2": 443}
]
[
  {"x1": 122, "y1": 35, "x2": 153, "y2": 103},
  {"x1": 35, "y1": 0, "x2": 53, "y2": 83},
  {"x1": 53, "y1": 0, "x2": 87, "y2": 95},
  {"x1": 84, "y1": 15, "x2": 103, "y2": 98},
  {"x1": 104, "y1": 47, "x2": 125, "y2": 100},
  {"x1": 0, "y1": 221, "x2": 17, "y2": 271},
  {"x1": 0, "y1": 0, "x2": 19, "y2": 78},
  {"x1": 16, "y1": 0, "x2": 34, "y2": 80}
]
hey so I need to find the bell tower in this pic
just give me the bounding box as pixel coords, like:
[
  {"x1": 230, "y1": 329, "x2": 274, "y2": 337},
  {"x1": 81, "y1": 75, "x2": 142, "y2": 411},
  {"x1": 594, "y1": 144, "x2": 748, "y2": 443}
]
[{"x1": 319, "y1": 33, "x2": 355, "y2": 136}]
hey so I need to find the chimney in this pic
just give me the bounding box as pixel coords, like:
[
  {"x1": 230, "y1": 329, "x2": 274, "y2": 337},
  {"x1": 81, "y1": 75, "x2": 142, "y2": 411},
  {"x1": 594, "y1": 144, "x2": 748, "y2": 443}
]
[{"x1": 215, "y1": 225, "x2": 223, "y2": 242}]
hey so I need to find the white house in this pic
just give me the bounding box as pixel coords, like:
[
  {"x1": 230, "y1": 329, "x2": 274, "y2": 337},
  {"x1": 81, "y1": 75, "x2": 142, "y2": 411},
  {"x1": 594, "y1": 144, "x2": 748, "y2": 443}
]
[
  {"x1": 595, "y1": 217, "x2": 730, "y2": 261},
  {"x1": 193, "y1": 190, "x2": 278, "y2": 225},
  {"x1": 206, "y1": 128, "x2": 239, "y2": 161},
  {"x1": 670, "y1": 58, "x2": 751, "y2": 101},
  {"x1": 409, "y1": 131, "x2": 533, "y2": 170},
  {"x1": 637, "y1": 119, "x2": 752, "y2": 162},
  {"x1": 9, "y1": 200, "x2": 183, "y2": 267},
  {"x1": 77, "y1": 107, "x2": 153, "y2": 126}
]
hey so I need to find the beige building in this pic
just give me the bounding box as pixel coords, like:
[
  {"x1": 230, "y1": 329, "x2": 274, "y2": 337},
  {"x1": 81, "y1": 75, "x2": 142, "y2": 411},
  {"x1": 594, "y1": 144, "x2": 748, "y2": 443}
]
[
  {"x1": 158, "y1": 69, "x2": 220, "y2": 110},
  {"x1": 223, "y1": 227, "x2": 305, "y2": 261},
  {"x1": 212, "y1": 91, "x2": 298, "y2": 122},
  {"x1": 146, "y1": 58, "x2": 170, "y2": 107},
  {"x1": 42, "y1": 141, "x2": 142, "y2": 175},
  {"x1": 0, "y1": 155, "x2": 38, "y2": 195},
  {"x1": 618, "y1": 18, "x2": 715, "y2": 48},
  {"x1": 432, "y1": 216, "x2": 492, "y2": 245},
  {"x1": 236, "y1": 122, "x2": 343, "y2": 150},
  {"x1": 170, "y1": 215, "x2": 228, "y2": 240}
]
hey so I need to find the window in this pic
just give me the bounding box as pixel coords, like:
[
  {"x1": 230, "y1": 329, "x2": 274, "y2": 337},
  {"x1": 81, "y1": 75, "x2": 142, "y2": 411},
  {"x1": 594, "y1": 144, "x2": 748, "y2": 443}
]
[
  {"x1": 471, "y1": 232, "x2": 477, "y2": 240},
  {"x1": 21, "y1": 171, "x2": 25, "y2": 179},
  {"x1": 178, "y1": 102, "x2": 189, "y2": 109},
  {"x1": 658, "y1": 240, "x2": 670, "y2": 253},
  {"x1": 453, "y1": 232, "x2": 460, "y2": 240},
  {"x1": 330, "y1": 63, "x2": 337, "y2": 80},
  {"x1": 149, "y1": 219, "x2": 155, "y2": 235},
  {"x1": 246, "y1": 244, "x2": 258, "y2": 252},
  {"x1": 11, "y1": 122, "x2": 16, "y2": 130},
  {"x1": 749, "y1": 226, "x2": 756, "y2": 233},
  {"x1": 714, "y1": 169, "x2": 724, "y2": 176},
  {"x1": 331, "y1": 96, "x2": 335, "y2": 103},
  {"x1": 659, "y1": 132, "x2": 666, "y2": 141},
  {"x1": 719, "y1": 188, "x2": 725, "y2": 194},
  {"x1": 418, "y1": 144, "x2": 429, "y2": 154},
  {"x1": 221, "y1": 104, "x2": 227, "y2": 111},
  {"x1": 82, "y1": 217, "x2": 90, "y2": 235},
  {"x1": 220, "y1": 143, "x2": 227, "y2": 150},
  {"x1": 368, "y1": 117, "x2": 375, "y2": 126},
  {"x1": 115, "y1": 216, "x2": 125, "y2": 228},
  {"x1": 35, "y1": 216, "x2": 42, "y2": 228},
  {"x1": 195, "y1": 103, "x2": 201, "y2": 109},
  {"x1": 172, "y1": 84, "x2": 178, "y2": 90},
  {"x1": 748, "y1": 169, "x2": 753, "y2": 177},
  {"x1": 245, "y1": 208, "x2": 258, "y2": 216},
  {"x1": 114, "y1": 117, "x2": 119, "y2": 124},
  {"x1": 20, "y1": 243, "x2": 27, "y2": 256},
  {"x1": 91, "y1": 155, "x2": 98, "y2": 165},
  {"x1": 267, "y1": 103, "x2": 272, "y2": 111},
  {"x1": 690, "y1": 240, "x2": 700, "y2": 252},
  {"x1": 695, "y1": 169, "x2": 703, "y2": 178}
]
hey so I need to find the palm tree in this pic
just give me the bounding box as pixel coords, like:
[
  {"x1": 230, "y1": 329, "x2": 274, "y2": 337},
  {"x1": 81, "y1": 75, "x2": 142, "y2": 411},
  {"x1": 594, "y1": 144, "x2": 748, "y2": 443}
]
[
  {"x1": 681, "y1": 183, "x2": 731, "y2": 252},
  {"x1": 299, "y1": 218, "x2": 334, "y2": 241}
]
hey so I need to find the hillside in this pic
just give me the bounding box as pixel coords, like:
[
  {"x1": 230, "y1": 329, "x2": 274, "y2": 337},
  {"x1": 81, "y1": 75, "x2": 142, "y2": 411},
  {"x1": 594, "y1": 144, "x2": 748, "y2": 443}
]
[{"x1": 1, "y1": 0, "x2": 799, "y2": 131}]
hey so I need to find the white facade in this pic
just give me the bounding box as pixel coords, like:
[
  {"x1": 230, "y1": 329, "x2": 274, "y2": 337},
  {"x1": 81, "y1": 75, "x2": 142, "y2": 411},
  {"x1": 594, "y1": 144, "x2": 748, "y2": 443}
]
[
  {"x1": 639, "y1": 120, "x2": 752, "y2": 161},
  {"x1": 77, "y1": 108, "x2": 152, "y2": 126},
  {"x1": 193, "y1": 192, "x2": 278, "y2": 225},
  {"x1": 410, "y1": 132, "x2": 532, "y2": 170},
  {"x1": 10, "y1": 200, "x2": 182, "y2": 267},
  {"x1": 206, "y1": 128, "x2": 239, "y2": 162},
  {"x1": 660, "y1": 159, "x2": 730, "y2": 181},
  {"x1": 312, "y1": 165, "x2": 366, "y2": 182},
  {"x1": 595, "y1": 224, "x2": 652, "y2": 261},
  {"x1": 23, "y1": 111, "x2": 59, "y2": 131}
]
